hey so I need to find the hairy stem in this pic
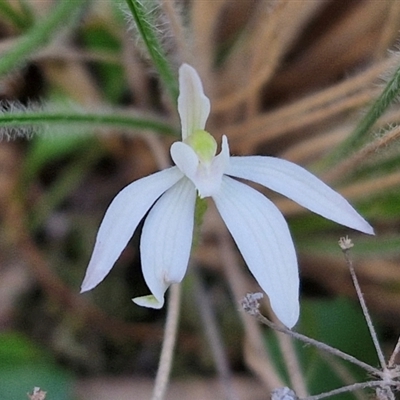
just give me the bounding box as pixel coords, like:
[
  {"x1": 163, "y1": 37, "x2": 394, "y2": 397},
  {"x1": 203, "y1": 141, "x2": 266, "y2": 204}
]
[
  {"x1": 124, "y1": 0, "x2": 178, "y2": 102},
  {"x1": 331, "y1": 58, "x2": 400, "y2": 161},
  {"x1": 0, "y1": 110, "x2": 177, "y2": 140}
]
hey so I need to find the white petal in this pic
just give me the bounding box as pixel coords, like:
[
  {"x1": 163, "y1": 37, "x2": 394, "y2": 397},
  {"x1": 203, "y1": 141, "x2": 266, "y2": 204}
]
[
  {"x1": 212, "y1": 135, "x2": 230, "y2": 174},
  {"x1": 171, "y1": 135, "x2": 230, "y2": 198},
  {"x1": 227, "y1": 157, "x2": 374, "y2": 235},
  {"x1": 178, "y1": 64, "x2": 211, "y2": 140},
  {"x1": 170, "y1": 141, "x2": 198, "y2": 182},
  {"x1": 213, "y1": 176, "x2": 299, "y2": 328},
  {"x1": 136, "y1": 177, "x2": 196, "y2": 307},
  {"x1": 81, "y1": 167, "x2": 184, "y2": 292}
]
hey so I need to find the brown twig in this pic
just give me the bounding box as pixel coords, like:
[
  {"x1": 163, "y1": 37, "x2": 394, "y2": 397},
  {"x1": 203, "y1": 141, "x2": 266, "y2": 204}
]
[{"x1": 241, "y1": 293, "x2": 381, "y2": 378}]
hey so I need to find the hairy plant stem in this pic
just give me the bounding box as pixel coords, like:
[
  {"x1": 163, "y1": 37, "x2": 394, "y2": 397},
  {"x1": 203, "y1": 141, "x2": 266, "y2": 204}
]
[
  {"x1": 323, "y1": 124, "x2": 400, "y2": 183},
  {"x1": 0, "y1": 111, "x2": 177, "y2": 140},
  {"x1": 124, "y1": 0, "x2": 179, "y2": 102},
  {"x1": 330, "y1": 58, "x2": 400, "y2": 162}
]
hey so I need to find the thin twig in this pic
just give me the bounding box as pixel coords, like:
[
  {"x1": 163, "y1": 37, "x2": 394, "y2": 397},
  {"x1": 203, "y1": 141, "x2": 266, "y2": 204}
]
[
  {"x1": 259, "y1": 314, "x2": 380, "y2": 376},
  {"x1": 339, "y1": 237, "x2": 387, "y2": 371},
  {"x1": 302, "y1": 380, "x2": 390, "y2": 400},
  {"x1": 151, "y1": 283, "x2": 181, "y2": 400},
  {"x1": 388, "y1": 336, "x2": 400, "y2": 368},
  {"x1": 241, "y1": 294, "x2": 381, "y2": 378}
]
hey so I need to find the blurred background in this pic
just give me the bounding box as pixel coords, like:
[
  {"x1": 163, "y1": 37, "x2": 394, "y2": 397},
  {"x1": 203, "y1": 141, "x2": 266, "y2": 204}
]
[{"x1": 1, "y1": 0, "x2": 400, "y2": 399}]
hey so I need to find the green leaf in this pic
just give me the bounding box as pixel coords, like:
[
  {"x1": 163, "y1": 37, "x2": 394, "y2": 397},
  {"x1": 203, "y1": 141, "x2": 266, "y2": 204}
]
[{"x1": 0, "y1": 332, "x2": 74, "y2": 400}]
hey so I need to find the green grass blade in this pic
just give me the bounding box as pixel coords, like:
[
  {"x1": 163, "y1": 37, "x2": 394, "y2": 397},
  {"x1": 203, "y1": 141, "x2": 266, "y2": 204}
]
[{"x1": 0, "y1": 0, "x2": 87, "y2": 77}]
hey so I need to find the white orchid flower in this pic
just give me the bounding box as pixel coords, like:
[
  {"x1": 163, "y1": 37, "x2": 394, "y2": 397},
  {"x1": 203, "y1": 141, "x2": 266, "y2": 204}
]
[{"x1": 81, "y1": 63, "x2": 374, "y2": 328}]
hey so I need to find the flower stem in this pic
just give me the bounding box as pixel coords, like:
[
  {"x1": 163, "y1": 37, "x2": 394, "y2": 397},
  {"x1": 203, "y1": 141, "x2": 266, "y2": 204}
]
[
  {"x1": 340, "y1": 245, "x2": 387, "y2": 371},
  {"x1": 151, "y1": 283, "x2": 181, "y2": 400}
]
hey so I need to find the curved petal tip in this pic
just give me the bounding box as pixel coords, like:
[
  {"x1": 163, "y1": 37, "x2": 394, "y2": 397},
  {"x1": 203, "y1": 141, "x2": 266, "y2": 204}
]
[
  {"x1": 133, "y1": 294, "x2": 165, "y2": 309},
  {"x1": 271, "y1": 299, "x2": 300, "y2": 329}
]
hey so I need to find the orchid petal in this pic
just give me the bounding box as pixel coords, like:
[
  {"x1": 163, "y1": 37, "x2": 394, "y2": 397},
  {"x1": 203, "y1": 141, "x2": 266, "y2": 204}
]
[
  {"x1": 178, "y1": 64, "x2": 210, "y2": 140},
  {"x1": 212, "y1": 135, "x2": 230, "y2": 173},
  {"x1": 171, "y1": 135, "x2": 230, "y2": 198},
  {"x1": 170, "y1": 141, "x2": 198, "y2": 182},
  {"x1": 135, "y1": 177, "x2": 196, "y2": 307},
  {"x1": 228, "y1": 157, "x2": 374, "y2": 235},
  {"x1": 81, "y1": 167, "x2": 184, "y2": 292},
  {"x1": 213, "y1": 176, "x2": 299, "y2": 328}
]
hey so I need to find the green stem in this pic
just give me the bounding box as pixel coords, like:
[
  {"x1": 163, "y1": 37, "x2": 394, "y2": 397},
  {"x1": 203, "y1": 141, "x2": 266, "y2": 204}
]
[
  {"x1": 0, "y1": 0, "x2": 87, "y2": 77},
  {"x1": 331, "y1": 61, "x2": 400, "y2": 162},
  {"x1": 0, "y1": 111, "x2": 178, "y2": 137},
  {"x1": 124, "y1": 0, "x2": 178, "y2": 102}
]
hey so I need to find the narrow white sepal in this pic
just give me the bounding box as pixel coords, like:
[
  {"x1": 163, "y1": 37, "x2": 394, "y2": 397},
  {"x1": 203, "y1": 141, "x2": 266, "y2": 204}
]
[
  {"x1": 178, "y1": 64, "x2": 211, "y2": 140},
  {"x1": 213, "y1": 176, "x2": 299, "y2": 328},
  {"x1": 139, "y1": 177, "x2": 196, "y2": 306},
  {"x1": 80, "y1": 167, "x2": 184, "y2": 293},
  {"x1": 227, "y1": 156, "x2": 374, "y2": 235}
]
